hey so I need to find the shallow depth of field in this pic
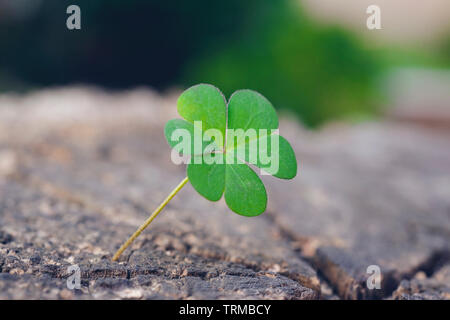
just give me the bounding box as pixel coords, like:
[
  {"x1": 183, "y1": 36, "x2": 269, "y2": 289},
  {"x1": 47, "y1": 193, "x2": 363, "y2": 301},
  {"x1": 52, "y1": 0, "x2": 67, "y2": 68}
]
[{"x1": 0, "y1": 0, "x2": 449, "y2": 300}]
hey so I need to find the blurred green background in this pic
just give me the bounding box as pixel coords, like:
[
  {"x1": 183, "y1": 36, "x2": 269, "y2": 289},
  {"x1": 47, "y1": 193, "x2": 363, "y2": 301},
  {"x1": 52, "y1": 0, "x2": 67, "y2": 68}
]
[{"x1": 0, "y1": 0, "x2": 449, "y2": 127}]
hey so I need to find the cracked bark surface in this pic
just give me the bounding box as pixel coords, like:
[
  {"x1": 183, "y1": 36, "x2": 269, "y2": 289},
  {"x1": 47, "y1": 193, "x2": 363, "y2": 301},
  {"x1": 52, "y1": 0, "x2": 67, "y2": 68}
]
[
  {"x1": 268, "y1": 120, "x2": 450, "y2": 299},
  {"x1": 0, "y1": 87, "x2": 449, "y2": 299},
  {"x1": 391, "y1": 265, "x2": 450, "y2": 300}
]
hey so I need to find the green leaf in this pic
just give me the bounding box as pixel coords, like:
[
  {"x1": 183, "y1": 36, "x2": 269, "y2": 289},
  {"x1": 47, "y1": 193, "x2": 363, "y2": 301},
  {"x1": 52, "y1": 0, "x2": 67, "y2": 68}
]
[
  {"x1": 187, "y1": 154, "x2": 225, "y2": 201},
  {"x1": 227, "y1": 89, "x2": 278, "y2": 150},
  {"x1": 224, "y1": 161, "x2": 267, "y2": 216},
  {"x1": 233, "y1": 134, "x2": 297, "y2": 179},
  {"x1": 263, "y1": 134, "x2": 297, "y2": 179},
  {"x1": 177, "y1": 84, "x2": 227, "y2": 148}
]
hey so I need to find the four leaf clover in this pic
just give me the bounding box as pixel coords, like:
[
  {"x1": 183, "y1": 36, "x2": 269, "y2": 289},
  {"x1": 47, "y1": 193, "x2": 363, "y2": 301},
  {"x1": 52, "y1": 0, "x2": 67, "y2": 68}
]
[
  {"x1": 165, "y1": 84, "x2": 297, "y2": 216},
  {"x1": 112, "y1": 83, "x2": 298, "y2": 261},
  {"x1": 112, "y1": 84, "x2": 297, "y2": 261}
]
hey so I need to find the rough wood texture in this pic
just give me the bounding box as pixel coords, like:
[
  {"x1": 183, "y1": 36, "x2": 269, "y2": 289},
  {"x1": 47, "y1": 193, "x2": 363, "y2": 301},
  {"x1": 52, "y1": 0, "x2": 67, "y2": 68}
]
[
  {"x1": 391, "y1": 265, "x2": 450, "y2": 300},
  {"x1": 0, "y1": 87, "x2": 449, "y2": 299},
  {"x1": 268, "y1": 120, "x2": 450, "y2": 299}
]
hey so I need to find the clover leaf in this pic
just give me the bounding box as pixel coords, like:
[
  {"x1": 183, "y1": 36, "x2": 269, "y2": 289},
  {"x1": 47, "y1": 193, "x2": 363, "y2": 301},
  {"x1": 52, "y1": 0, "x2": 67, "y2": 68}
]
[
  {"x1": 166, "y1": 84, "x2": 297, "y2": 216},
  {"x1": 112, "y1": 83, "x2": 297, "y2": 261}
]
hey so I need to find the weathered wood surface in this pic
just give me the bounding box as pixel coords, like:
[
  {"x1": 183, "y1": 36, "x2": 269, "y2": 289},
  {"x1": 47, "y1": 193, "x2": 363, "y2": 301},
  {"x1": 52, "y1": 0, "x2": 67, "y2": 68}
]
[
  {"x1": 269, "y1": 119, "x2": 450, "y2": 299},
  {"x1": 391, "y1": 265, "x2": 450, "y2": 300},
  {"x1": 0, "y1": 87, "x2": 449, "y2": 299}
]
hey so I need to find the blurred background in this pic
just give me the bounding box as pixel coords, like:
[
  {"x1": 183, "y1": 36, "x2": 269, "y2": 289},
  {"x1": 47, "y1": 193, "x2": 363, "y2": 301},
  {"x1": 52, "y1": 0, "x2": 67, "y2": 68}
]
[
  {"x1": 0, "y1": 0, "x2": 449, "y2": 127},
  {"x1": 0, "y1": 1, "x2": 449, "y2": 300}
]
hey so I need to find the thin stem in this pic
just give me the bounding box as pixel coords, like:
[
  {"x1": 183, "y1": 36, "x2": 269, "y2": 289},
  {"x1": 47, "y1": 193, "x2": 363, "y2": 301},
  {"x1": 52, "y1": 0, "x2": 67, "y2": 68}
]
[{"x1": 112, "y1": 176, "x2": 189, "y2": 261}]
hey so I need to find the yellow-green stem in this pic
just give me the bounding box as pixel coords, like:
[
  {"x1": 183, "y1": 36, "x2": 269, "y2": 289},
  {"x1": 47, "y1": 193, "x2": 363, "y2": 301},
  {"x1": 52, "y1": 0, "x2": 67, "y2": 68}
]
[{"x1": 112, "y1": 176, "x2": 189, "y2": 261}]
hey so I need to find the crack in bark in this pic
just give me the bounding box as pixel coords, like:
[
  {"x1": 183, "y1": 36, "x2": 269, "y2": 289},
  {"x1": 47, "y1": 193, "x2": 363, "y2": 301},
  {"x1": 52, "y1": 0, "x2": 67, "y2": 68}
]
[
  {"x1": 410, "y1": 250, "x2": 450, "y2": 278},
  {"x1": 264, "y1": 209, "x2": 450, "y2": 300},
  {"x1": 386, "y1": 249, "x2": 450, "y2": 299},
  {"x1": 263, "y1": 210, "x2": 337, "y2": 299}
]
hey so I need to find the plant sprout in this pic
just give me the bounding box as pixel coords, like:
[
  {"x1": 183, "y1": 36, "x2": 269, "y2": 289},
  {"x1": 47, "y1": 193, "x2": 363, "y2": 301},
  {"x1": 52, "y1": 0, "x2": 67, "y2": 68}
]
[{"x1": 112, "y1": 84, "x2": 297, "y2": 261}]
